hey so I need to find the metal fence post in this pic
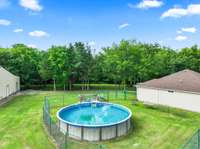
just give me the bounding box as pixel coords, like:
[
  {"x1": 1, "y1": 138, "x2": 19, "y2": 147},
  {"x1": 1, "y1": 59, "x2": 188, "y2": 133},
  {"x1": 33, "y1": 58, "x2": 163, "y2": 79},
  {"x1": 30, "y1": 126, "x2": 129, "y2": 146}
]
[
  {"x1": 107, "y1": 91, "x2": 110, "y2": 101},
  {"x1": 43, "y1": 106, "x2": 44, "y2": 121},
  {"x1": 198, "y1": 129, "x2": 200, "y2": 149},
  {"x1": 124, "y1": 90, "x2": 127, "y2": 100},
  {"x1": 44, "y1": 97, "x2": 45, "y2": 106},
  {"x1": 47, "y1": 100, "x2": 51, "y2": 115},
  {"x1": 65, "y1": 133, "x2": 67, "y2": 149},
  {"x1": 115, "y1": 89, "x2": 118, "y2": 99},
  {"x1": 63, "y1": 95, "x2": 64, "y2": 106},
  {"x1": 49, "y1": 117, "x2": 51, "y2": 135}
]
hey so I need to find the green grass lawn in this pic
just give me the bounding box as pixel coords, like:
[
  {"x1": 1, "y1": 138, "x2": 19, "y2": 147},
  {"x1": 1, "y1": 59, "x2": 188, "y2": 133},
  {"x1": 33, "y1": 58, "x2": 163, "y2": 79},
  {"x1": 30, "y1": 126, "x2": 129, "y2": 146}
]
[{"x1": 0, "y1": 90, "x2": 200, "y2": 149}]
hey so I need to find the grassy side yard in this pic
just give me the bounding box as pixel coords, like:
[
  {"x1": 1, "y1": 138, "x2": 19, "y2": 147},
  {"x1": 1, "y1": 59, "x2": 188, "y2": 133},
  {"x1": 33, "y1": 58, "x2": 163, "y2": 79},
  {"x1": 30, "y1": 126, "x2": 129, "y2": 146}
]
[{"x1": 0, "y1": 90, "x2": 200, "y2": 149}]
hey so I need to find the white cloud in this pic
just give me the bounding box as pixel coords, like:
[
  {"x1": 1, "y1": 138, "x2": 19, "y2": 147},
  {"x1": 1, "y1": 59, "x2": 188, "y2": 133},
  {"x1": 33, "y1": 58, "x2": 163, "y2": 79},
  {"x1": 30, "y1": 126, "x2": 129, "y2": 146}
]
[
  {"x1": 13, "y1": 28, "x2": 23, "y2": 33},
  {"x1": 27, "y1": 44, "x2": 37, "y2": 48},
  {"x1": 175, "y1": 35, "x2": 187, "y2": 41},
  {"x1": 161, "y1": 8, "x2": 187, "y2": 18},
  {"x1": 19, "y1": 0, "x2": 42, "y2": 11},
  {"x1": 0, "y1": 19, "x2": 11, "y2": 26},
  {"x1": 0, "y1": 0, "x2": 10, "y2": 8},
  {"x1": 177, "y1": 27, "x2": 197, "y2": 34},
  {"x1": 29, "y1": 30, "x2": 49, "y2": 37},
  {"x1": 187, "y1": 4, "x2": 200, "y2": 15},
  {"x1": 181, "y1": 27, "x2": 197, "y2": 33},
  {"x1": 161, "y1": 4, "x2": 200, "y2": 18},
  {"x1": 136, "y1": 0, "x2": 163, "y2": 9},
  {"x1": 88, "y1": 41, "x2": 96, "y2": 47},
  {"x1": 118, "y1": 23, "x2": 130, "y2": 29},
  {"x1": 177, "y1": 30, "x2": 182, "y2": 34}
]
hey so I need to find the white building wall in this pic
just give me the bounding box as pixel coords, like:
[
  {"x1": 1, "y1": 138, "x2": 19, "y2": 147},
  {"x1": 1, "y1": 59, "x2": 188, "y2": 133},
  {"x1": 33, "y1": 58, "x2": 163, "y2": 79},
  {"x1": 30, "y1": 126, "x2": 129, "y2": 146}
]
[
  {"x1": 137, "y1": 87, "x2": 158, "y2": 103},
  {"x1": 0, "y1": 67, "x2": 20, "y2": 100},
  {"x1": 137, "y1": 87, "x2": 200, "y2": 113}
]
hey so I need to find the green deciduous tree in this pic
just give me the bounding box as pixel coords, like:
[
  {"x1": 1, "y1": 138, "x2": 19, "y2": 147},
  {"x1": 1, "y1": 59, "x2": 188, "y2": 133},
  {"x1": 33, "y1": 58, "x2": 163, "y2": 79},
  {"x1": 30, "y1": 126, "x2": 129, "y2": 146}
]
[{"x1": 0, "y1": 40, "x2": 200, "y2": 90}]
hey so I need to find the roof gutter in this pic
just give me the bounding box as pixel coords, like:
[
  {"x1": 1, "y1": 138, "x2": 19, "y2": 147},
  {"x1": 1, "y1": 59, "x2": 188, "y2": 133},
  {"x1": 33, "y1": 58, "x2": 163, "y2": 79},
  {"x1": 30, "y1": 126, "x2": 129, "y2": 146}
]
[{"x1": 136, "y1": 85, "x2": 200, "y2": 95}]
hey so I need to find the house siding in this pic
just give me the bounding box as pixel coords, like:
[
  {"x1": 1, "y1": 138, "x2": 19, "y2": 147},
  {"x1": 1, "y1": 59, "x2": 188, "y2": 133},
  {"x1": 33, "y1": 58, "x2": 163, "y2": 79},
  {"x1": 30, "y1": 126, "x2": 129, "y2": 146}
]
[
  {"x1": 137, "y1": 87, "x2": 200, "y2": 113},
  {"x1": 0, "y1": 67, "x2": 20, "y2": 100}
]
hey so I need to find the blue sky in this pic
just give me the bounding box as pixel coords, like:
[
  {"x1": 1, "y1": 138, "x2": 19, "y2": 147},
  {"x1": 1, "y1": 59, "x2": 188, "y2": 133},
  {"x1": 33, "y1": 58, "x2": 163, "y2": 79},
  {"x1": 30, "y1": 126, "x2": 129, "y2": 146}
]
[{"x1": 1, "y1": 0, "x2": 200, "y2": 51}]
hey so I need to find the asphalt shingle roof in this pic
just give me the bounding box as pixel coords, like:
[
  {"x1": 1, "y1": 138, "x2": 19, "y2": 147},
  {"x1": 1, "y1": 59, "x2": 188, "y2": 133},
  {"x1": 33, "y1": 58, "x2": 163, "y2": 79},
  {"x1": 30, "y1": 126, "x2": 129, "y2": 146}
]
[{"x1": 137, "y1": 69, "x2": 200, "y2": 93}]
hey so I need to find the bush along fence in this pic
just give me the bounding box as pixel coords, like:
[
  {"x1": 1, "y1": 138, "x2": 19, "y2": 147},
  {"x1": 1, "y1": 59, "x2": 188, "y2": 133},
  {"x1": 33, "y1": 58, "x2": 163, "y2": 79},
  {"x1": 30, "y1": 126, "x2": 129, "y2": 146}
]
[{"x1": 182, "y1": 129, "x2": 200, "y2": 149}]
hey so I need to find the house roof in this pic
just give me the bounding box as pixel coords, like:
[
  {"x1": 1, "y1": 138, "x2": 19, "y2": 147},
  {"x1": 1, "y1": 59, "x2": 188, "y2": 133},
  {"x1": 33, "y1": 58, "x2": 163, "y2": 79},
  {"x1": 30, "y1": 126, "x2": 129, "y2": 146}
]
[{"x1": 137, "y1": 69, "x2": 200, "y2": 93}]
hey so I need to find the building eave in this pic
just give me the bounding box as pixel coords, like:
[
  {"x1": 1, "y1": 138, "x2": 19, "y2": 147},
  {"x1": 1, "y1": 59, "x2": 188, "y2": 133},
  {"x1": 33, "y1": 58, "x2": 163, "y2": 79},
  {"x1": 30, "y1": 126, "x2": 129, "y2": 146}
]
[{"x1": 136, "y1": 85, "x2": 200, "y2": 95}]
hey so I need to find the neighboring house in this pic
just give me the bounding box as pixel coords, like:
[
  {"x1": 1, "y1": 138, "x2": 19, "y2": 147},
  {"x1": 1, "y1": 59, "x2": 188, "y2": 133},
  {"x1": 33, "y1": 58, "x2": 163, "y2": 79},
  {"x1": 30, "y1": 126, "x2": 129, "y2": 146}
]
[
  {"x1": 136, "y1": 69, "x2": 200, "y2": 113},
  {"x1": 0, "y1": 66, "x2": 20, "y2": 100}
]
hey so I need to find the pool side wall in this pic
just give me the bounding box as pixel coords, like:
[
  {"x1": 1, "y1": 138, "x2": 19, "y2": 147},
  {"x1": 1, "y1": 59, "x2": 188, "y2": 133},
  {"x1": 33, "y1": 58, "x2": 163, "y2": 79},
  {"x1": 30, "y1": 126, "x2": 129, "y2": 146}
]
[{"x1": 59, "y1": 118, "x2": 131, "y2": 141}]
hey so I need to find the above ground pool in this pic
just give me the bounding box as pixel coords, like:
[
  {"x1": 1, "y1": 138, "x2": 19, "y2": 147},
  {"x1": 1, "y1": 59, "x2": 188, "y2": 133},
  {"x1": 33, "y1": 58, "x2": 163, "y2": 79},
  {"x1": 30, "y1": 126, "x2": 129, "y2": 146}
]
[{"x1": 57, "y1": 102, "x2": 132, "y2": 141}]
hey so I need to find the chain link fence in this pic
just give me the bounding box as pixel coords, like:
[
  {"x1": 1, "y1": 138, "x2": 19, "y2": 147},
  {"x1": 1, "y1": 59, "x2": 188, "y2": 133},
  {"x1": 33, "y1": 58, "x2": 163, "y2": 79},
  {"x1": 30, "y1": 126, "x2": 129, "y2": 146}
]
[
  {"x1": 43, "y1": 91, "x2": 122, "y2": 149},
  {"x1": 96, "y1": 90, "x2": 136, "y2": 101},
  {"x1": 44, "y1": 90, "x2": 199, "y2": 149},
  {"x1": 43, "y1": 98, "x2": 67, "y2": 149},
  {"x1": 43, "y1": 98, "x2": 108, "y2": 149},
  {"x1": 182, "y1": 129, "x2": 200, "y2": 149},
  {"x1": 42, "y1": 90, "x2": 135, "y2": 149}
]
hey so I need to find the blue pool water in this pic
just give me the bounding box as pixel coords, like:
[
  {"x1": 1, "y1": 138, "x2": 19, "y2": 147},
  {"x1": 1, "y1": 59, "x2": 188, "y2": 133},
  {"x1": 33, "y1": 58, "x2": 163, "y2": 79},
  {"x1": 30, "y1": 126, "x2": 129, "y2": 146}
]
[{"x1": 57, "y1": 102, "x2": 132, "y2": 127}]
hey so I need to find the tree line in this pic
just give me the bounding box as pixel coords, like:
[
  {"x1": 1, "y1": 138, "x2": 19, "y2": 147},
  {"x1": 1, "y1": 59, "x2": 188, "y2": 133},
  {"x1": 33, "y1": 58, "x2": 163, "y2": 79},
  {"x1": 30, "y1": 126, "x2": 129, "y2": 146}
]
[{"x1": 0, "y1": 40, "x2": 200, "y2": 90}]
